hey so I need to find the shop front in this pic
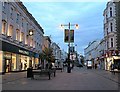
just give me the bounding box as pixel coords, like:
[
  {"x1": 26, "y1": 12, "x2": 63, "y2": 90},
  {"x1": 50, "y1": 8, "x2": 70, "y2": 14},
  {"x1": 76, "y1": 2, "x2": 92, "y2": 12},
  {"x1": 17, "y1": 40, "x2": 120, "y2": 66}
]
[
  {"x1": 0, "y1": 41, "x2": 39, "y2": 74},
  {"x1": 105, "y1": 50, "x2": 120, "y2": 71}
]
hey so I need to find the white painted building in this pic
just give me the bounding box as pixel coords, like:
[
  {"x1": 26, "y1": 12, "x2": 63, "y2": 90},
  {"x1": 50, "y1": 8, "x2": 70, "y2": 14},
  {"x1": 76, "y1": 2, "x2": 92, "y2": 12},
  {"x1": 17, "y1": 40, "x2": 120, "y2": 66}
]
[
  {"x1": 0, "y1": 1, "x2": 44, "y2": 74},
  {"x1": 103, "y1": 1, "x2": 120, "y2": 70},
  {"x1": 84, "y1": 40, "x2": 100, "y2": 60}
]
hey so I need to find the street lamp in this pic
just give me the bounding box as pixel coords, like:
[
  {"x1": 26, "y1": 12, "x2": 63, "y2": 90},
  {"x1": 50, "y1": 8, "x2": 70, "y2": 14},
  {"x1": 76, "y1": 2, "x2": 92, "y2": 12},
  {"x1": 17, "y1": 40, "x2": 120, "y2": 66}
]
[
  {"x1": 61, "y1": 22, "x2": 79, "y2": 73},
  {"x1": 29, "y1": 29, "x2": 34, "y2": 36}
]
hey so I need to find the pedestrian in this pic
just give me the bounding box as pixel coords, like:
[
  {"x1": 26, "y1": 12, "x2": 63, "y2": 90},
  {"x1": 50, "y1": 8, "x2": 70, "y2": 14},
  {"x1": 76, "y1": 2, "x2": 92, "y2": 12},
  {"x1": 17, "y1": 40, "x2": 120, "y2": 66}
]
[
  {"x1": 49, "y1": 63, "x2": 53, "y2": 69},
  {"x1": 45, "y1": 63, "x2": 49, "y2": 69}
]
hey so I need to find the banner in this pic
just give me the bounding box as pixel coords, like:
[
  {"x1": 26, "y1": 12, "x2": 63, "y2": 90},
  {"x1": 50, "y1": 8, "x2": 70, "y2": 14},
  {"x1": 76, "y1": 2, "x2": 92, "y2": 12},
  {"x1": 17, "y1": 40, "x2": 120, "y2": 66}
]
[
  {"x1": 64, "y1": 29, "x2": 69, "y2": 43},
  {"x1": 70, "y1": 30, "x2": 74, "y2": 43}
]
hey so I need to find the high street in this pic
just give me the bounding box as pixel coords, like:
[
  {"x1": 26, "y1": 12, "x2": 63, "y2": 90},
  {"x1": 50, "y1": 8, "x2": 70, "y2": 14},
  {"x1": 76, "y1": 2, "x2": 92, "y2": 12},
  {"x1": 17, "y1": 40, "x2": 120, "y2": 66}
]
[{"x1": 2, "y1": 67, "x2": 120, "y2": 91}]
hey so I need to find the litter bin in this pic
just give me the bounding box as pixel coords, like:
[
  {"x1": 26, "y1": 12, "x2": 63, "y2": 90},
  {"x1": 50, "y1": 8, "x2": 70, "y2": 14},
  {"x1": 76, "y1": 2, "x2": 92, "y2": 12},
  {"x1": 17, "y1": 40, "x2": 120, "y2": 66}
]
[{"x1": 27, "y1": 68, "x2": 33, "y2": 78}]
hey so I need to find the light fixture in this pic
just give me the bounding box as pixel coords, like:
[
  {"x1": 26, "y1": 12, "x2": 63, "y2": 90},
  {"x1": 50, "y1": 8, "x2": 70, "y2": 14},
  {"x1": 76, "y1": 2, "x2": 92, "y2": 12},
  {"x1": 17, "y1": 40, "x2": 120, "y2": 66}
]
[{"x1": 29, "y1": 29, "x2": 33, "y2": 36}]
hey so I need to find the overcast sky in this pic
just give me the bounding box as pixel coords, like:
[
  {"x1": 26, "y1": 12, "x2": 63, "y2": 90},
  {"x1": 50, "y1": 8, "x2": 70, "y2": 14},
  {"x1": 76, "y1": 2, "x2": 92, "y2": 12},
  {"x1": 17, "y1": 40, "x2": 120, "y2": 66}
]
[{"x1": 21, "y1": 0, "x2": 108, "y2": 55}]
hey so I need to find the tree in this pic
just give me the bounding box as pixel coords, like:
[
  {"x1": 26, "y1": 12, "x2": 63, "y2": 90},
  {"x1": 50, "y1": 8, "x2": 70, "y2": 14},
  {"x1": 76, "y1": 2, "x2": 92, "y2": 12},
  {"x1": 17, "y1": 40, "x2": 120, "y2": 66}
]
[{"x1": 42, "y1": 47, "x2": 55, "y2": 63}]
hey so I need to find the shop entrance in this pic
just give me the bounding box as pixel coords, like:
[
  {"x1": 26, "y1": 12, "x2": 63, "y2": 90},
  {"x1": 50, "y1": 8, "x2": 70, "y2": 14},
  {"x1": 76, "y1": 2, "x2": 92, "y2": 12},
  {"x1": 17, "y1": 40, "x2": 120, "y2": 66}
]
[{"x1": 5, "y1": 59, "x2": 12, "y2": 73}]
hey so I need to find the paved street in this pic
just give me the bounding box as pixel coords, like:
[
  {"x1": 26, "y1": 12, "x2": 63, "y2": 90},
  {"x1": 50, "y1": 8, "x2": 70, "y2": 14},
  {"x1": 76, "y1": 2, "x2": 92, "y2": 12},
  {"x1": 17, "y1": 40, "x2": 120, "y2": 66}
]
[{"x1": 1, "y1": 67, "x2": 120, "y2": 91}]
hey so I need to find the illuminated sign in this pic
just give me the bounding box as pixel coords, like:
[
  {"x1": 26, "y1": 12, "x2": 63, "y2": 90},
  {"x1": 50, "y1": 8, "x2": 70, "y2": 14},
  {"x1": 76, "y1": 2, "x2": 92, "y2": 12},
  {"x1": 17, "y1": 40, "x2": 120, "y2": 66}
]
[{"x1": 19, "y1": 49, "x2": 29, "y2": 55}]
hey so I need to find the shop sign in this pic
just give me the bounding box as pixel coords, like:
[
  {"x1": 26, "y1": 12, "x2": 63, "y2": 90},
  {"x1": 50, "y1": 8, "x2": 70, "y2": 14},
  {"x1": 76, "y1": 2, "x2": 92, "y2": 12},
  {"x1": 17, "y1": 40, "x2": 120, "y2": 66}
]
[
  {"x1": 4, "y1": 54, "x2": 11, "y2": 59},
  {"x1": 19, "y1": 49, "x2": 29, "y2": 55}
]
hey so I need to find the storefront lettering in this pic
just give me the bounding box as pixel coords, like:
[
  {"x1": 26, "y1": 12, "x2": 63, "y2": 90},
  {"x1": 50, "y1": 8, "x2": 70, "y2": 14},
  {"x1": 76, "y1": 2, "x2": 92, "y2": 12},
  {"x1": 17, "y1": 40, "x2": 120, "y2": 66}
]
[
  {"x1": 4, "y1": 54, "x2": 11, "y2": 59},
  {"x1": 19, "y1": 50, "x2": 29, "y2": 55}
]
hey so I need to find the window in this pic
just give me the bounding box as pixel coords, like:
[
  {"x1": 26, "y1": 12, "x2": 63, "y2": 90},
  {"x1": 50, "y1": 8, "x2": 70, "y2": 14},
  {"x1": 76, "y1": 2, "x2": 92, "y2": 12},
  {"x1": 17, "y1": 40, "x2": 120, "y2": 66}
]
[
  {"x1": 106, "y1": 28, "x2": 108, "y2": 36},
  {"x1": 2, "y1": 2, "x2": 6, "y2": 8},
  {"x1": 110, "y1": 7, "x2": 112, "y2": 17},
  {"x1": 111, "y1": 38, "x2": 113, "y2": 48},
  {"x1": 2, "y1": 20, "x2": 6, "y2": 34},
  {"x1": 25, "y1": 35, "x2": 28, "y2": 45},
  {"x1": 8, "y1": 25, "x2": 13, "y2": 37},
  {"x1": 20, "y1": 32, "x2": 24, "y2": 42},
  {"x1": 110, "y1": 23, "x2": 113, "y2": 32},
  {"x1": 16, "y1": 13, "x2": 19, "y2": 23},
  {"x1": 10, "y1": 7, "x2": 13, "y2": 19},
  {"x1": 30, "y1": 38, "x2": 33, "y2": 47},
  {"x1": 22, "y1": 18, "x2": 24, "y2": 27},
  {"x1": 16, "y1": 29, "x2": 20, "y2": 41}
]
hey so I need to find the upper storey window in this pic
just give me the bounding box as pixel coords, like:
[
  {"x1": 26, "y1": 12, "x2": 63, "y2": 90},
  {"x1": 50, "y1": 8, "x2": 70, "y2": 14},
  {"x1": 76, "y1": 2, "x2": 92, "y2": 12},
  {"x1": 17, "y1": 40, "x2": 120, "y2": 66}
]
[
  {"x1": 110, "y1": 7, "x2": 112, "y2": 17},
  {"x1": 2, "y1": 20, "x2": 6, "y2": 35},
  {"x1": 10, "y1": 7, "x2": 13, "y2": 19},
  {"x1": 16, "y1": 13, "x2": 19, "y2": 23},
  {"x1": 110, "y1": 23, "x2": 113, "y2": 32}
]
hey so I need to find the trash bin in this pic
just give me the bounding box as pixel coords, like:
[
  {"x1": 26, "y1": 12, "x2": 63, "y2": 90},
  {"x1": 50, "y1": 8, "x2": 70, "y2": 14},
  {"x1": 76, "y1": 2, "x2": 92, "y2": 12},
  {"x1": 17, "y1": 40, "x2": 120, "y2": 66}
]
[{"x1": 27, "y1": 68, "x2": 33, "y2": 78}]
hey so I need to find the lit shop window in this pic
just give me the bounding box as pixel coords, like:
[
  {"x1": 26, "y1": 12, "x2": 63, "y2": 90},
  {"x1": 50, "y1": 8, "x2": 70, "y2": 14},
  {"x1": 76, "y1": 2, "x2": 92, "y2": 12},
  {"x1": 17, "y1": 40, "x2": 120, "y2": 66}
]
[
  {"x1": 2, "y1": 20, "x2": 6, "y2": 35},
  {"x1": 16, "y1": 29, "x2": 20, "y2": 41},
  {"x1": 7, "y1": 25, "x2": 13, "y2": 37}
]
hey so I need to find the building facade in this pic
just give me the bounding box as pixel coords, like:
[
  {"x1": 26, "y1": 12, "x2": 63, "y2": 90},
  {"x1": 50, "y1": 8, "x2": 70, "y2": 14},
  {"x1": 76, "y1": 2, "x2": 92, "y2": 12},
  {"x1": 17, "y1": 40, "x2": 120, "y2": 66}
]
[
  {"x1": 84, "y1": 40, "x2": 100, "y2": 63},
  {"x1": 103, "y1": 1, "x2": 120, "y2": 71},
  {"x1": 84, "y1": 39, "x2": 106, "y2": 69},
  {"x1": 51, "y1": 42, "x2": 61, "y2": 67},
  {"x1": 0, "y1": 1, "x2": 44, "y2": 74}
]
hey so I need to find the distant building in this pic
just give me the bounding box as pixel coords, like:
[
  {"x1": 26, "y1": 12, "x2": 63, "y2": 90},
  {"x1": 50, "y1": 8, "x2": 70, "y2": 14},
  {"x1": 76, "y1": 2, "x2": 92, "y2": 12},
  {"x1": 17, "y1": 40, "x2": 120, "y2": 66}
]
[
  {"x1": 103, "y1": 0, "x2": 120, "y2": 70},
  {"x1": 84, "y1": 40, "x2": 100, "y2": 68}
]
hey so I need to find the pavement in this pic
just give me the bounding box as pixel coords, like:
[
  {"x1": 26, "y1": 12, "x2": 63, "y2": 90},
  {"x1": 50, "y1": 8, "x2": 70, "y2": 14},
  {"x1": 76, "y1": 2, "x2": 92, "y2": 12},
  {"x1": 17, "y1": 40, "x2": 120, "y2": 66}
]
[{"x1": 1, "y1": 67, "x2": 120, "y2": 90}]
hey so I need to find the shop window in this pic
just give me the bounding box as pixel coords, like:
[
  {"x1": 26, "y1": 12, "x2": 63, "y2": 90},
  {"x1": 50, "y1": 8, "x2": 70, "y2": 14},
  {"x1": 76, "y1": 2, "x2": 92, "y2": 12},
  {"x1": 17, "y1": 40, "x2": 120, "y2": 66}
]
[
  {"x1": 12, "y1": 54, "x2": 16, "y2": 71},
  {"x1": 16, "y1": 29, "x2": 20, "y2": 41},
  {"x1": 2, "y1": 20, "x2": 6, "y2": 35}
]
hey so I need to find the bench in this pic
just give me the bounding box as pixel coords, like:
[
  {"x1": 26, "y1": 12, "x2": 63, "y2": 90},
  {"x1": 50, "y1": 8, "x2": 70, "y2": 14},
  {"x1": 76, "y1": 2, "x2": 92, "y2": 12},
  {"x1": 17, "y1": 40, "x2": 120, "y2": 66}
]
[
  {"x1": 55, "y1": 67, "x2": 63, "y2": 72},
  {"x1": 110, "y1": 69, "x2": 120, "y2": 74},
  {"x1": 32, "y1": 69, "x2": 56, "y2": 80}
]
